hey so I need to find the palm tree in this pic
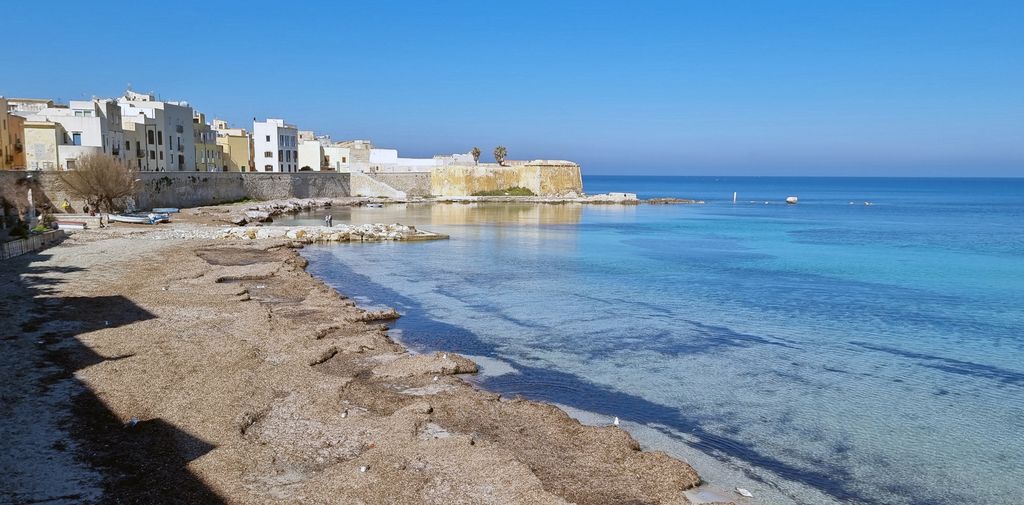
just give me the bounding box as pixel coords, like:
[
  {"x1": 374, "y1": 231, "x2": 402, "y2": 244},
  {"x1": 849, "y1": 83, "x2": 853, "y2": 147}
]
[
  {"x1": 471, "y1": 147, "x2": 481, "y2": 164},
  {"x1": 493, "y1": 146, "x2": 507, "y2": 166}
]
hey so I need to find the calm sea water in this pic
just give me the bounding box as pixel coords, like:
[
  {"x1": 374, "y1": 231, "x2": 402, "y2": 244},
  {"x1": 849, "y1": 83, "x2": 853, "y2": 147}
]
[{"x1": 287, "y1": 176, "x2": 1024, "y2": 505}]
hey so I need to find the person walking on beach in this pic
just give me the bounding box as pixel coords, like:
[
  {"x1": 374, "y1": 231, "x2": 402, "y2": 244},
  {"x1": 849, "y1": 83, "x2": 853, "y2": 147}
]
[{"x1": 324, "y1": 214, "x2": 333, "y2": 227}]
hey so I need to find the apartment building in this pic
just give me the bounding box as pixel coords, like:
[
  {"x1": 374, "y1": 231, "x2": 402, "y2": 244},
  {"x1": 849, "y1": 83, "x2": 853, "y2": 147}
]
[
  {"x1": 212, "y1": 119, "x2": 253, "y2": 172},
  {"x1": 0, "y1": 97, "x2": 26, "y2": 169},
  {"x1": 193, "y1": 112, "x2": 225, "y2": 171},
  {"x1": 14, "y1": 98, "x2": 127, "y2": 170},
  {"x1": 118, "y1": 90, "x2": 196, "y2": 171},
  {"x1": 252, "y1": 118, "x2": 298, "y2": 172}
]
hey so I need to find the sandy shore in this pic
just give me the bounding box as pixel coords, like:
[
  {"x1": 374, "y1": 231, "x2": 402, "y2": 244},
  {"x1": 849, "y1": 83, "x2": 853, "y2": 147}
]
[{"x1": 0, "y1": 210, "x2": 739, "y2": 504}]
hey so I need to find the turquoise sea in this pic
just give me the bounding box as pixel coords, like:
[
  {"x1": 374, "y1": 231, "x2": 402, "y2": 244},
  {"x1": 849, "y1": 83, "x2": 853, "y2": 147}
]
[{"x1": 284, "y1": 176, "x2": 1024, "y2": 505}]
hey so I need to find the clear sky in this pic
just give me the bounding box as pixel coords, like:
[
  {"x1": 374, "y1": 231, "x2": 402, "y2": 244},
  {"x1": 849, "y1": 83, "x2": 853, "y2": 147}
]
[{"x1": 3, "y1": 0, "x2": 1021, "y2": 176}]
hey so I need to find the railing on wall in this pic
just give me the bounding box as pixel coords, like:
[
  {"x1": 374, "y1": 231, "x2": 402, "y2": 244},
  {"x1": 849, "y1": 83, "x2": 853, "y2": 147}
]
[{"x1": 0, "y1": 230, "x2": 67, "y2": 261}]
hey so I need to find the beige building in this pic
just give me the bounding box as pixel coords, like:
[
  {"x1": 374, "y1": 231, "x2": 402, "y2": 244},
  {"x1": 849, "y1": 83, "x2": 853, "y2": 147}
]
[
  {"x1": 1, "y1": 97, "x2": 26, "y2": 169},
  {"x1": 193, "y1": 112, "x2": 225, "y2": 171},
  {"x1": 212, "y1": 119, "x2": 252, "y2": 172},
  {"x1": 22, "y1": 120, "x2": 66, "y2": 171}
]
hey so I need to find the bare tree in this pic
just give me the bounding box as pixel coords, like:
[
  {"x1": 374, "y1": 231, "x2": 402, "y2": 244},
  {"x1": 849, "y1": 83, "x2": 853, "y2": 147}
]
[
  {"x1": 58, "y1": 153, "x2": 140, "y2": 213},
  {"x1": 493, "y1": 146, "x2": 507, "y2": 166},
  {"x1": 471, "y1": 147, "x2": 481, "y2": 164}
]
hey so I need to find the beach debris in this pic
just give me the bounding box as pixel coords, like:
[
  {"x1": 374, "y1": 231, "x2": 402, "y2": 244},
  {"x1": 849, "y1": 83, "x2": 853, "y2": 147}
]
[
  {"x1": 432, "y1": 376, "x2": 439, "y2": 382},
  {"x1": 736, "y1": 487, "x2": 754, "y2": 497},
  {"x1": 341, "y1": 409, "x2": 348, "y2": 419},
  {"x1": 359, "y1": 465, "x2": 370, "y2": 473},
  {"x1": 125, "y1": 416, "x2": 140, "y2": 429},
  {"x1": 442, "y1": 353, "x2": 448, "y2": 360},
  {"x1": 613, "y1": 416, "x2": 620, "y2": 427},
  {"x1": 161, "y1": 286, "x2": 168, "y2": 291}
]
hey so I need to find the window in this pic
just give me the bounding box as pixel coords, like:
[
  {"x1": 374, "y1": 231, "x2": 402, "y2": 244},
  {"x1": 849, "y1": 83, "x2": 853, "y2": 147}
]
[
  {"x1": 264, "y1": 165, "x2": 272, "y2": 171},
  {"x1": 265, "y1": 135, "x2": 270, "y2": 142},
  {"x1": 150, "y1": 150, "x2": 156, "y2": 159},
  {"x1": 264, "y1": 151, "x2": 272, "y2": 158},
  {"x1": 176, "y1": 125, "x2": 184, "y2": 133},
  {"x1": 66, "y1": 159, "x2": 76, "y2": 170},
  {"x1": 158, "y1": 131, "x2": 163, "y2": 145},
  {"x1": 179, "y1": 154, "x2": 184, "y2": 166},
  {"x1": 159, "y1": 151, "x2": 164, "y2": 160},
  {"x1": 342, "y1": 156, "x2": 347, "y2": 163},
  {"x1": 148, "y1": 130, "x2": 154, "y2": 144},
  {"x1": 278, "y1": 149, "x2": 283, "y2": 160},
  {"x1": 125, "y1": 140, "x2": 130, "y2": 150},
  {"x1": 71, "y1": 132, "x2": 82, "y2": 146}
]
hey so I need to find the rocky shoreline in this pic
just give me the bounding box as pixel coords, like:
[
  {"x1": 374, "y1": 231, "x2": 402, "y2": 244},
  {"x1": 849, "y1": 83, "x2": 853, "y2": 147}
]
[{"x1": 0, "y1": 220, "x2": 739, "y2": 504}]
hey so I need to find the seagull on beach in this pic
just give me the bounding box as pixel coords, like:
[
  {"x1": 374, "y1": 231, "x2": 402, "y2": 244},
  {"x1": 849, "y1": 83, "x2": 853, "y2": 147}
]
[{"x1": 613, "y1": 417, "x2": 620, "y2": 426}]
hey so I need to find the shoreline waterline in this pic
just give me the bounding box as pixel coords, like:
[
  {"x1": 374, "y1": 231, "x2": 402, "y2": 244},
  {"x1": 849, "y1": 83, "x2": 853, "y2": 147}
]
[{"x1": 303, "y1": 249, "x2": 836, "y2": 505}]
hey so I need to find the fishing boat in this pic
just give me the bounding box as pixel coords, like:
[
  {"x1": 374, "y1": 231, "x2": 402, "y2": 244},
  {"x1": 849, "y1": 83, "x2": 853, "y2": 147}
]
[
  {"x1": 786, "y1": 196, "x2": 799, "y2": 204},
  {"x1": 151, "y1": 207, "x2": 180, "y2": 213}
]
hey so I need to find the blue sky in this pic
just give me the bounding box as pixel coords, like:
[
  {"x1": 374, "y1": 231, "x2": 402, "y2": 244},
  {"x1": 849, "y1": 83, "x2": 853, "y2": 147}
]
[{"x1": 3, "y1": 0, "x2": 1021, "y2": 176}]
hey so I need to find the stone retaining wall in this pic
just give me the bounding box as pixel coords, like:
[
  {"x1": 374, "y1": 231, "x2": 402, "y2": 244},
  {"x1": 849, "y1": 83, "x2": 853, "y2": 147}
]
[
  {"x1": 0, "y1": 171, "x2": 351, "y2": 214},
  {"x1": 368, "y1": 172, "x2": 432, "y2": 197}
]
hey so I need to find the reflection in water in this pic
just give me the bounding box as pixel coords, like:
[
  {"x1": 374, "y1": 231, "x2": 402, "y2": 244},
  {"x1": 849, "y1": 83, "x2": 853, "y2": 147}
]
[{"x1": 276, "y1": 202, "x2": 589, "y2": 228}]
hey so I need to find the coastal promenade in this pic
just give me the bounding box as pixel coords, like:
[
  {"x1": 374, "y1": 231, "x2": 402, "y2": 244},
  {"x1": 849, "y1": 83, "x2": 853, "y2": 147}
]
[{"x1": 0, "y1": 204, "x2": 714, "y2": 504}]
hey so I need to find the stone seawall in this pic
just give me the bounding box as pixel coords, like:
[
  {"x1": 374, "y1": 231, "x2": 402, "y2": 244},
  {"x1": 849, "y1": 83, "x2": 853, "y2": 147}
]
[
  {"x1": 430, "y1": 161, "x2": 583, "y2": 197},
  {"x1": 368, "y1": 172, "x2": 432, "y2": 197},
  {"x1": 0, "y1": 171, "x2": 350, "y2": 214}
]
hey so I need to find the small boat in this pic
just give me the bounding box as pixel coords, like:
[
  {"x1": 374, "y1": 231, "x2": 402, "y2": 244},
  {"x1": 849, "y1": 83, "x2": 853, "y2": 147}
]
[
  {"x1": 109, "y1": 214, "x2": 153, "y2": 224},
  {"x1": 366, "y1": 203, "x2": 384, "y2": 208},
  {"x1": 151, "y1": 207, "x2": 180, "y2": 214},
  {"x1": 786, "y1": 196, "x2": 798, "y2": 204},
  {"x1": 109, "y1": 212, "x2": 170, "y2": 225},
  {"x1": 56, "y1": 220, "x2": 87, "y2": 230}
]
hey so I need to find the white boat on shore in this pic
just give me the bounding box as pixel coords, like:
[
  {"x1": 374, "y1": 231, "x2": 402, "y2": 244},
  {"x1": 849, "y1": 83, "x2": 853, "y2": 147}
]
[
  {"x1": 56, "y1": 221, "x2": 87, "y2": 230},
  {"x1": 109, "y1": 214, "x2": 153, "y2": 224},
  {"x1": 151, "y1": 207, "x2": 180, "y2": 213},
  {"x1": 109, "y1": 212, "x2": 170, "y2": 225}
]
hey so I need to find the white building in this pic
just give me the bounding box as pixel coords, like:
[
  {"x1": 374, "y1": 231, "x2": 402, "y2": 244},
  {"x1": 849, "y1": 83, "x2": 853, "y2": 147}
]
[
  {"x1": 15, "y1": 98, "x2": 129, "y2": 170},
  {"x1": 118, "y1": 90, "x2": 196, "y2": 171},
  {"x1": 297, "y1": 139, "x2": 326, "y2": 171},
  {"x1": 253, "y1": 118, "x2": 298, "y2": 172}
]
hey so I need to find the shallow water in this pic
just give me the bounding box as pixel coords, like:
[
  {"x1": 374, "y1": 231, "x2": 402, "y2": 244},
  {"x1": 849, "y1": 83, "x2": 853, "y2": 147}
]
[{"x1": 287, "y1": 176, "x2": 1024, "y2": 505}]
